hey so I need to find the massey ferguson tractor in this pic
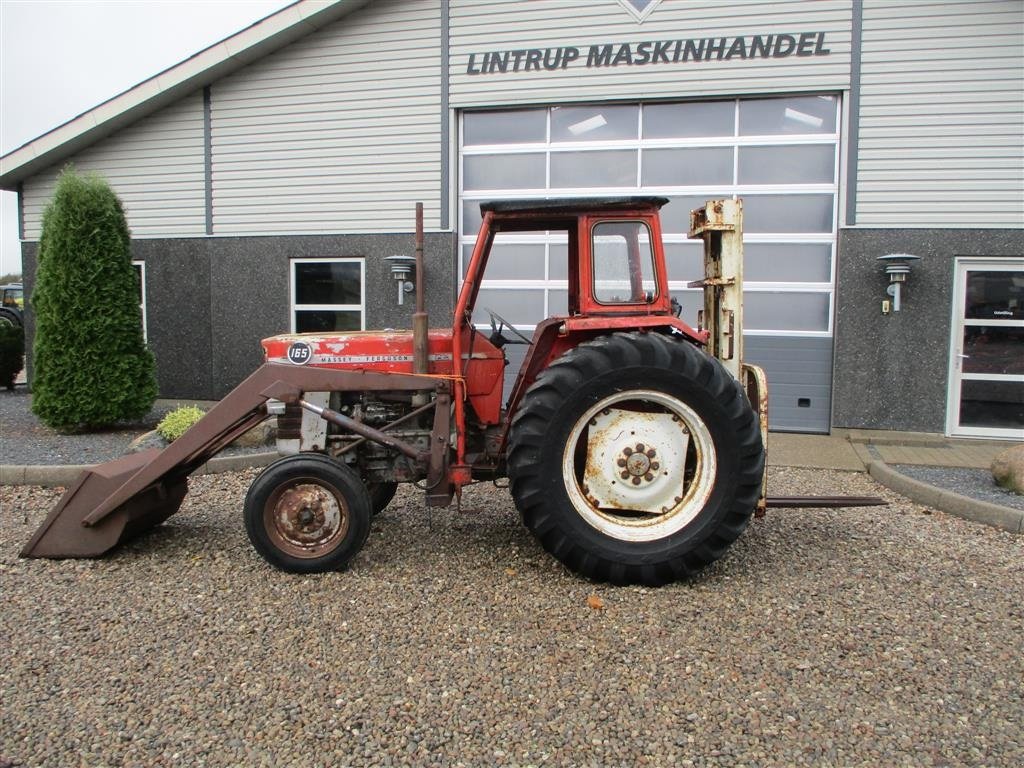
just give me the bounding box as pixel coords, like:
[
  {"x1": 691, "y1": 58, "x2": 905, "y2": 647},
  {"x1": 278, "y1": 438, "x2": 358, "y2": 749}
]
[{"x1": 22, "y1": 198, "x2": 878, "y2": 586}]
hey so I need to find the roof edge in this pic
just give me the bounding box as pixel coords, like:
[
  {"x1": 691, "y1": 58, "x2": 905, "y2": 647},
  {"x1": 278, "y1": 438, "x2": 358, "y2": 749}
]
[{"x1": 0, "y1": 0, "x2": 368, "y2": 190}]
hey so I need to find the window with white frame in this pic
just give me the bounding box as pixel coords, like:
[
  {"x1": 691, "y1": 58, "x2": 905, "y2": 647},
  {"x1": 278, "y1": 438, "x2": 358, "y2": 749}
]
[
  {"x1": 592, "y1": 220, "x2": 657, "y2": 304},
  {"x1": 132, "y1": 260, "x2": 147, "y2": 341},
  {"x1": 291, "y1": 258, "x2": 364, "y2": 333},
  {"x1": 459, "y1": 95, "x2": 840, "y2": 337}
]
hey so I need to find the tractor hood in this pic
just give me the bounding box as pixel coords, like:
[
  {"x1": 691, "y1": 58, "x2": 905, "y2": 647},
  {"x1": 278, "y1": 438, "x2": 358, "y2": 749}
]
[
  {"x1": 261, "y1": 329, "x2": 504, "y2": 376},
  {"x1": 262, "y1": 329, "x2": 507, "y2": 423}
]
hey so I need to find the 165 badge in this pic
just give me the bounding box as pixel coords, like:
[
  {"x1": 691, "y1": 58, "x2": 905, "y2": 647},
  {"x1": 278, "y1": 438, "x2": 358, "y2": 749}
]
[{"x1": 287, "y1": 341, "x2": 312, "y2": 365}]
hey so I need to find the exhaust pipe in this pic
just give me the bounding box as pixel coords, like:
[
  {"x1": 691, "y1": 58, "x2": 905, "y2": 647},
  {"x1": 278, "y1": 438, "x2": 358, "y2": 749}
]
[{"x1": 412, "y1": 203, "x2": 429, "y2": 404}]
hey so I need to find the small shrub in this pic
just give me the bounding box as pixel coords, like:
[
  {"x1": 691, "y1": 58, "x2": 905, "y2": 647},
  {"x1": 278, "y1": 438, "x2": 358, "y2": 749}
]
[
  {"x1": 156, "y1": 406, "x2": 206, "y2": 442},
  {"x1": 0, "y1": 324, "x2": 25, "y2": 390}
]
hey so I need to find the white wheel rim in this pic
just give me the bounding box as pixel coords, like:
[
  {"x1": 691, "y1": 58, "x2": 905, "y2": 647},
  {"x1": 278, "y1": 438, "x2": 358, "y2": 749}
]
[{"x1": 562, "y1": 390, "x2": 717, "y2": 542}]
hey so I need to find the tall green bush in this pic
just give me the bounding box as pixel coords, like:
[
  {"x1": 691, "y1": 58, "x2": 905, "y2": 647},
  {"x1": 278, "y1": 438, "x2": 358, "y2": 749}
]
[{"x1": 31, "y1": 168, "x2": 157, "y2": 431}]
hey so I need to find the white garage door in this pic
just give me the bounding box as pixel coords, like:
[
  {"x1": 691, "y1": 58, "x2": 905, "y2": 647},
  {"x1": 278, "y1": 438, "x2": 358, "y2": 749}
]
[{"x1": 459, "y1": 95, "x2": 840, "y2": 433}]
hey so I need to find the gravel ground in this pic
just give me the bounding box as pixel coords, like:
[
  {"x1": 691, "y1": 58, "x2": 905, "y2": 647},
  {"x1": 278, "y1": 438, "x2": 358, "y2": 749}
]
[
  {"x1": 0, "y1": 389, "x2": 265, "y2": 465},
  {"x1": 894, "y1": 464, "x2": 1024, "y2": 512},
  {"x1": 2, "y1": 468, "x2": 1021, "y2": 768}
]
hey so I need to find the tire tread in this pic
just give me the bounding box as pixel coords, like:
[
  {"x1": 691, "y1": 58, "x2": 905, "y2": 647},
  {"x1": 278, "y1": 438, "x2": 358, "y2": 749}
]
[{"x1": 507, "y1": 331, "x2": 764, "y2": 586}]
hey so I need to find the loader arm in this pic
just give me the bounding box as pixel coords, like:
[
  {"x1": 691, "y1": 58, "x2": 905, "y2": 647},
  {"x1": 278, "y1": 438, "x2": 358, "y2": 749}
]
[{"x1": 21, "y1": 363, "x2": 440, "y2": 559}]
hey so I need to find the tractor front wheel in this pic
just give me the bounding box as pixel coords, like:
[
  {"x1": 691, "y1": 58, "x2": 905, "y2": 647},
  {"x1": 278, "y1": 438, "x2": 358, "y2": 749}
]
[
  {"x1": 507, "y1": 332, "x2": 764, "y2": 586},
  {"x1": 244, "y1": 453, "x2": 371, "y2": 573}
]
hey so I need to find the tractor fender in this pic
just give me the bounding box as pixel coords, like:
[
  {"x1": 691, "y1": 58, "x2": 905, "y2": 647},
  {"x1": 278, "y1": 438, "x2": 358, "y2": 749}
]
[{"x1": 504, "y1": 315, "x2": 706, "y2": 436}]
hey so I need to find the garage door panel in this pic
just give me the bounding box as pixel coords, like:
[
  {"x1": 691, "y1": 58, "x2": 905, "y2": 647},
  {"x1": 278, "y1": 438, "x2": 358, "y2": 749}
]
[
  {"x1": 745, "y1": 335, "x2": 833, "y2": 434},
  {"x1": 460, "y1": 95, "x2": 840, "y2": 433}
]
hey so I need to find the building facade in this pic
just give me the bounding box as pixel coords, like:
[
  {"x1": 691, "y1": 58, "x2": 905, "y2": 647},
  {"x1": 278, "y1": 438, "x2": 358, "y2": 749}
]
[{"x1": 2, "y1": 0, "x2": 1022, "y2": 438}]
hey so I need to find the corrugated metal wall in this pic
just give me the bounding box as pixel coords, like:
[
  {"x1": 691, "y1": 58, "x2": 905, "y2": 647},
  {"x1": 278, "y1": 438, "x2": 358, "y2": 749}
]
[
  {"x1": 210, "y1": 0, "x2": 442, "y2": 233},
  {"x1": 856, "y1": 0, "x2": 1024, "y2": 226},
  {"x1": 19, "y1": 1, "x2": 1024, "y2": 238},
  {"x1": 449, "y1": 0, "x2": 853, "y2": 107},
  {"x1": 21, "y1": 93, "x2": 206, "y2": 239}
]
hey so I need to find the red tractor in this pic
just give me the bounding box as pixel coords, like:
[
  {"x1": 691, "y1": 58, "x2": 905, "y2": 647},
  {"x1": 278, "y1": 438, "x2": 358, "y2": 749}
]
[{"x1": 24, "y1": 198, "x2": 872, "y2": 585}]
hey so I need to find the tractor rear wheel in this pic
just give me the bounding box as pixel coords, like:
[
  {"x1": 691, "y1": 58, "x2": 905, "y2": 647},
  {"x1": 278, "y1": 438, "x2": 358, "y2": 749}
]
[
  {"x1": 507, "y1": 332, "x2": 764, "y2": 586},
  {"x1": 244, "y1": 453, "x2": 371, "y2": 573}
]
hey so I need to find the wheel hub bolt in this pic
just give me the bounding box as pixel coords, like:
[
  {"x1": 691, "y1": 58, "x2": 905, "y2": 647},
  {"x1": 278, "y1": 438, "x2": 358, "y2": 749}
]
[{"x1": 299, "y1": 508, "x2": 315, "y2": 526}]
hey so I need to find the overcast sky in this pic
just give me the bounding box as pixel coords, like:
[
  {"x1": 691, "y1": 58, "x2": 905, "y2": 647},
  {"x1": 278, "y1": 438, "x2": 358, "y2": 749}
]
[{"x1": 0, "y1": 0, "x2": 295, "y2": 276}]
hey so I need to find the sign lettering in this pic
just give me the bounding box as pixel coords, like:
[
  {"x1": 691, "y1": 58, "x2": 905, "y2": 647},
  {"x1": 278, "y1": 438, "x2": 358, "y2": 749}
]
[{"x1": 466, "y1": 32, "x2": 831, "y2": 75}]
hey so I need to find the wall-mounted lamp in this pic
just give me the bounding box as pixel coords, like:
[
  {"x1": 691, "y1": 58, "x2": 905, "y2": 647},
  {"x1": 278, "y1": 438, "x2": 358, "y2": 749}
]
[
  {"x1": 877, "y1": 253, "x2": 921, "y2": 313},
  {"x1": 384, "y1": 255, "x2": 417, "y2": 305}
]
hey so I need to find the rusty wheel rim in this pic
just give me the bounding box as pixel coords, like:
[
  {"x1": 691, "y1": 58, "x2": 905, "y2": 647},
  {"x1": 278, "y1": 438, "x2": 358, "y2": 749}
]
[
  {"x1": 264, "y1": 479, "x2": 350, "y2": 559},
  {"x1": 562, "y1": 389, "x2": 717, "y2": 542}
]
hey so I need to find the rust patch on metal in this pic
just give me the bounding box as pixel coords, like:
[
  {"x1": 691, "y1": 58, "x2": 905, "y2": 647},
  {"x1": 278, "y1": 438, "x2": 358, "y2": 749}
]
[
  {"x1": 743, "y1": 363, "x2": 770, "y2": 518},
  {"x1": 265, "y1": 481, "x2": 349, "y2": 558}
]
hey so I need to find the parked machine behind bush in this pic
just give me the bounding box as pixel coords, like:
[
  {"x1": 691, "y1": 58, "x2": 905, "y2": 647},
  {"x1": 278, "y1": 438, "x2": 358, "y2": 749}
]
[
  {"x1": 22, "y1": 199, "x2": 881, "y2": 586},
  {"x1": 0, "y1": 282, "x2": 24, "y2": 328}
]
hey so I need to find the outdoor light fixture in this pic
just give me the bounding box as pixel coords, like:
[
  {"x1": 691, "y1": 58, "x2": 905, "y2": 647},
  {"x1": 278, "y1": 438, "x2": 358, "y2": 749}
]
[
  {"x1": 384, "y1": 255, "x2": 417, "y2": 305},
  {"x1": 877, "y1": 253, "x2": 921, "y2": 313}
]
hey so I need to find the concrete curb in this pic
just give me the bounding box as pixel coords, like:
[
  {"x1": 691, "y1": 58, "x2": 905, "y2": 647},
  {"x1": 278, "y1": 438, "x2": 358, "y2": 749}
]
[
  {"x1": 0, "y1": 451, "x2": 279, "y2": 488},
  {"x1": 868, "y1": 461, "x2": 1024, "y2": 534}
]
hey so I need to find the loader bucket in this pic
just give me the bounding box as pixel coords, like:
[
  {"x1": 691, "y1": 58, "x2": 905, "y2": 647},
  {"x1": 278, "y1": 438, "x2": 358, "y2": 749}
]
[
  {"x1": 20, "y1": 450, "x2": 188, "y2": 558},
  {"x1": 20, "y1": 362, "x2": 441, "y2": 560}
]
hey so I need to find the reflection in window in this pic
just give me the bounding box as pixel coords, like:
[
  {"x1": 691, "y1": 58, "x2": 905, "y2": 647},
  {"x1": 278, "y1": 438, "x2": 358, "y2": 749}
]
[
  {"x1": 963, "y1": 327, "x2": 1024, "y2": 376},
  {"x1": 551, "y1": 105, "x2": 639, "y2": 141},
  {"x1": 292, "y1": 259, "x2": 363, "y2": 333},
  {"x1": 966, "y1": 271, "x2": 1024, "y2": 319},
  {"x1": 592, "y1": 221, "x2": 656, "y2": 304},
  {"x1": 739, "y1": 95, "x2": 838, "y2": 135},
  {"x1": 959, "y1": 379, "x2": 1024, "y2": 429},
  {"x1": 132, "y1": 261, "x2": 147, "y2": 341}
]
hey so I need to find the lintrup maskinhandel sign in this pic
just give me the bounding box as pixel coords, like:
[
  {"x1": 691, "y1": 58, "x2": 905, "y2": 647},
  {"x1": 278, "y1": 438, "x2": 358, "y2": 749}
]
[{"x1": 466, "y1": 33, "x2": 831, "y2": 75}]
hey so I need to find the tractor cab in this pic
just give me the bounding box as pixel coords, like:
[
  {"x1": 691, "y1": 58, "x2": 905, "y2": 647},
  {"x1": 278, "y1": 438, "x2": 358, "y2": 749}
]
[
  {"x1": 461, "y1": 197, "x2": 678, "y2": 328},
  {"x1": 456, "y1": 197, "x2": 706, "y2": 426}
]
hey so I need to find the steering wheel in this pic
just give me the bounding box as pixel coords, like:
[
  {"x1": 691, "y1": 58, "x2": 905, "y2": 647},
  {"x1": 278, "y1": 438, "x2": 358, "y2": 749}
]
[{"x1": 485, "y1": 308, "x2": 532, "y2": 347}]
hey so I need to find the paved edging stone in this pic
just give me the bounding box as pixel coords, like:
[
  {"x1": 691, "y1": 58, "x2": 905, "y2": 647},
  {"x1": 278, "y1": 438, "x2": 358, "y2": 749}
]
[
  {"x1": 868, "y1": 460, "x2": 1024, "y2": 534},
  {"x1": 0, "y1": 451, "x2": 279, "y2": 488}
]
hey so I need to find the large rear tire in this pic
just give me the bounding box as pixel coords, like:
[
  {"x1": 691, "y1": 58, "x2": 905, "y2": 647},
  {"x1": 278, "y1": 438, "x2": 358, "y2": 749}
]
[
  {"x1": 507, "y1": 332, "x2": 764, "y2": 586},
  {"x1": 244, "y1": 453, "x2": 371, "y2": 573}
]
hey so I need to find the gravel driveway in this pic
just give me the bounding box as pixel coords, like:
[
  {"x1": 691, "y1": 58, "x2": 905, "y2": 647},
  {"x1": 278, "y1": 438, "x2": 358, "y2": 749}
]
[{"x1": 2, "y1": 467, "x2": 1021, "y2": 768}]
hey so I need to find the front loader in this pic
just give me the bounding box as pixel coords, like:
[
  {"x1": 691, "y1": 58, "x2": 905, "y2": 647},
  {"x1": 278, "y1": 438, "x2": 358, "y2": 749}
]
[{"x1": 22, "y1": 198, "x2": 881, "y2": 586}]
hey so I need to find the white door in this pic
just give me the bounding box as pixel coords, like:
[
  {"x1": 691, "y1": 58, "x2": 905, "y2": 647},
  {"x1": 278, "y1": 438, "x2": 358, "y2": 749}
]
[{"x1": 947, "y1": 259, "x2": 1024, "y2": 439}]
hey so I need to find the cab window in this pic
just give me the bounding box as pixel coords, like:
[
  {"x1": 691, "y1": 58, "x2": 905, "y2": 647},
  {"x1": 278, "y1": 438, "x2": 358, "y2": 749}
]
[{"x1": 592, "y1": 220, "x2": 657, "y2": 304}]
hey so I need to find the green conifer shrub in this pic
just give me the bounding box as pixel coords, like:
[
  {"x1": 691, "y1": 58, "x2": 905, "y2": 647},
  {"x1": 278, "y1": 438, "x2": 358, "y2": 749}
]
[{"x1": 31, "y1": 168, "x2": 157, "y2": 431}]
